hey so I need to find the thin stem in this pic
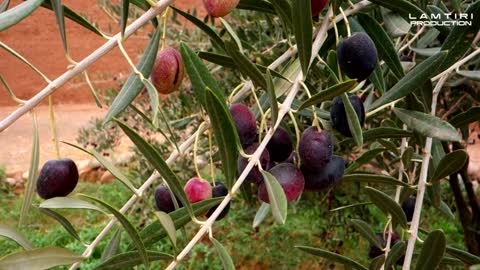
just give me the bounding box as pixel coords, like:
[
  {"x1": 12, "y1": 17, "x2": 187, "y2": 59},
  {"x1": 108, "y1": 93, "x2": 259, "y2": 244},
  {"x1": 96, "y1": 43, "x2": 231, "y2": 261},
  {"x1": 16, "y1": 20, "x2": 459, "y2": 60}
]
[
  {"x1": 402, "y1": 74, "x2": 449, "y2": 270},
  {"x1": 193, "y1": 122, "x2": 207, "y2": 179},
  {"x1": 48, "y1": 96, "x2": 61, "y2": 159},
  {"x1": 432, "y1": 47, "x2": 480, "y2": 81},
  {"x1": 161, "y1": 7, "x2": 169, "y2": 50},
  {"x1": 0, "y1": 0, "x2": 175, "y2": 132},
  {"x1": 299, "y1": 81, "x2": 320, "y2": 130},
  {"x1": 208, "y1": 128, "x2": 215, "y2": 183},
  {"x1": 0, "y1": 75, "x2": 26, "y2": 105},
  {"x1": 399, "y1": 26, "x2": 426, "y2": 53},
  {"x1": 339, "y1": 7, "x2": 351, "y2": 37},
  {"x1": 250, "y1": 85, "x2": 264, "y2": 120}
]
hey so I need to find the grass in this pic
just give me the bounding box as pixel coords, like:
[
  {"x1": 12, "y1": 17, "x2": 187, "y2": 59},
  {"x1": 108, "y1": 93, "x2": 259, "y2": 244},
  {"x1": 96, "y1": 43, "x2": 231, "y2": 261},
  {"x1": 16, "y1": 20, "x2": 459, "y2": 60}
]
[{"x1": 0, "y1": 178, "x2": 467, "y2": 269}]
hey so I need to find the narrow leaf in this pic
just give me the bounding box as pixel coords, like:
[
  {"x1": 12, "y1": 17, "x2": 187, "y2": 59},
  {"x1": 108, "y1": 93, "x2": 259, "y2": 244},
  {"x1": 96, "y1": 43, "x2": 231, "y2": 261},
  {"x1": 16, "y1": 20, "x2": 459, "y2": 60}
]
[
  {"x1": 261, "y1": 170, "x2": 288, "y2": 224},
  {"x1": 357, "y1": 13, "x2": 404, "y2": 79},
  {"x1": 416, "y1": 230, "x2": 446, "y2": 270},
  {"x1": 19, "y1": 110, "x2": 39, "y2": 226},
  {"x1": 362, "y1": 127, "x2": 413, "y2": 141},
  {"x1": 266, "y1": 69, "x2": 279, "y2": 126},
  {"x1": 384, "y1": 241, "x2": 406, "y2": 270},
  {"x1": 370, "y1": 51, "x2": 447, "y2": 110},
  {"x1": 78, "y1": 194, "x2": 149, "y2": 269},
  {"x1": 366, "y1": 0, "x2": 423, "y2": 18},
  {"x1": 431, "y1": 150, "x2": 468, "y2": 181},
  {"x1": 292, "y1": 0, "x2": 313, "y2": 75},
  {"x1": 171, "y1": 6, "x2": 224, "y2": 50},
  {"x1": 345, "y1": 148, "x2": 385, "y2": 174},
  {"x1": 342, "y1": 174, "x2": 411, "y2": 188},
  {"x1": 220, "y1": 18, "x2": 242, "y2": 52},
  {"x1": 237, "y1": 0, "x2": 275, "y2": 14},
  {"x1": 446, "y1": 246, "x2": 480, "y2": 265},
  {"x1": 393, "y1": 108, "x2": 461, "y2": 142},
  {"x1": 103, "y1": 26, "x2": 161, "y2": 124},
  {"x1": 0, "y1": 224, "x2": 32, "y2": 250},
  {"x1": 39, "y1": 197, "x2": 105, "y2": 214},
  {"x1": 296, "y1": 246, "x2": 368, "y2": 270},
  {"x1": 143, "y1": 79, "x2": 159, "y2": 127},
  {"x1": 0, "y1": 247, "x2": 83, "y2": 270},
  {"x1": 204, "y1": 88, "x2": 240, "y2": 188},
  {"x1": 180, "y1": 43, "x2": 224, "y2": 106},
  {"x1": 457, "y1": 70, "x2": 480, "y2": 81},
  {"x1": 35, "y1": 207, "x2": 81, "y2": 242},
  {"x1": 252, "y1": 203, "x2": 270, "y2": 228},
  {"x1": 95, "y1": 251, "x2": 172, "y2": 270},
  {"x1": 349, "y1": 219, "x2": 382, "y2": 249},
  {"x1": 115, "y1": 120, "x2": 194, "y2": 218},
  {"x1": 438, "y1": 1, "x2": 480, "y2": 73},
  {"x1": 364, "y1": 186, "x2": 408, "y2": 228},
  {"x1": 100, "y1": 229, "x2": 122, "y2": 262},
  {"x1": 224, "y1": 41, "x2": 267, "y2": 89},
  {"x1": 298, "y1": 80, "x2": 356, "y2": 110},
  {"x1": 210, "y1": 237, "x2": 235, "y2": 270},
  {"x1": 0, "y1": 0, "x2": 43, "y2": 31},
  {"x1": 50, "y1": 0, "x2": 67, "y2": 53},
  {"x1": 269, "y1": 0, "x2": 292, "y2": 30},
  {"x1": 0, "y1": 0, "x2": 9, "y2": 13},
  {"x1": 154, "y1": 212, "x2": 176, "y2": 249},
  {"x1": 369, "y1": 255, "x2": 385, "y2": 270},
  {"x1": 449, "y1": 106, "x2": 480, "y2": 128},
  {"x1": 120, "y1": 0, "x2": 129, "y2": 37},
  {"x1": 139, "y1": 198, "x2": 223, "y2": 248},
  {"x1": 342, "y1": 93, "x2": 363, "y2": 146}
]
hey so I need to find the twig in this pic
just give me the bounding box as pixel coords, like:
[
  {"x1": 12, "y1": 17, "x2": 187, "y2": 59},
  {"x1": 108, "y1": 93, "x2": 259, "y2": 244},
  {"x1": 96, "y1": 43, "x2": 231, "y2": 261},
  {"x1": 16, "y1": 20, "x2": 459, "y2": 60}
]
[
  {"x1": 402, "y1": 74, "x2": 449, "y2": 270},
  {"x1": 0, "y1": 0, "x2": 175, "y2": 132},
  {"x1": 432, "y1": 47, "x2": 480, "y2": 81}
]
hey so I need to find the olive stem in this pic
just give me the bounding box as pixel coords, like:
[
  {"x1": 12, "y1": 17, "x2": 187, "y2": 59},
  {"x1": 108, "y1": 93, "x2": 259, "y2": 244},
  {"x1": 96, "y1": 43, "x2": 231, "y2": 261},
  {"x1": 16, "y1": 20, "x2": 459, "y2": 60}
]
[
  {"x1": 339, "y1": 7, "x2": 351, "y2": 37},
  {"x1": 48, "y1": 96, "x2": 61, "y2": 160},
  {"x1": 161, "y1": 7, "x2": 170, "y2": 50},
  {"x1": 193, "y1": 122, "x2": 207, "y2": 180},
  {"x1": 401, "y1": 74, "x2": 449, "y2": 270}
]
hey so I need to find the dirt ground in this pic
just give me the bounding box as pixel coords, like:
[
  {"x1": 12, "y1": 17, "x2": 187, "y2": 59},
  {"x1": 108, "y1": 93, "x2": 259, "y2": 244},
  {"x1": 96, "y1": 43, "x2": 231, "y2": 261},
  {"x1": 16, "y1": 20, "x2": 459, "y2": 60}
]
[{"x1": 0, "y1": 0, "x2": 205, "y2": 175}]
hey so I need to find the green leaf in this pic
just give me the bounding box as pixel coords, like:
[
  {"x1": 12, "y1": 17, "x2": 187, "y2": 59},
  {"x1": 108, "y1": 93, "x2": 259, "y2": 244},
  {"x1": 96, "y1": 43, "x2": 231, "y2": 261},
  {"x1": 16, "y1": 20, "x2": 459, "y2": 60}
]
[
  {"x1": 342, "y1": 174, "x2": 411, "y2": 188},
  {"x1": 35, "y1": 207, "x2": 81, "y2": 242},
  {"x1": 78, "y1": 194, "x2": 149, "y2": 269},
  {"x1": 369, "y1": 255, "x2": 385, "y2": 270},
  {"x1": 410, "y1": 47, "x2": 441, "y2": 57},
  {"x1": 435, "y1": 201, "x2": 455, "y2": 220},
  {"x1": 252, "y1": 202, "x2": 270, "y2": 228},
  {"x1": 384, "y1": 241, "x2": 406, "y2": 270},
  {"x1": 143, "y1": 79, "x2": 160, "y2": 127},
  {"x1": 362, "y1": 128, "x2": 413, "y2": 141},
  {"x1": 115, "y1": 120, "x2": 194, "y2": 218},
  {"x1": 446, "y1": 246, "x2": 480, "y2": 265},
  {"x1": 370, "y1": 51, "x2": 447, "y2": 110},
  {"x1": 381, "y1": 7, "x2": 411, "y2": 38},
  {"x1": 296, "y1": 246, "x2": 368, "y2": 270},
  {"x1": 224, "y1": 41, "x2": 267, "y2": 89},
  {"x1": 292, "y1": 0, "x2": 313, "y2": 75},
  {"x1": 369, "y1": 64, "x2": 386, "y2": 94},
  {"x1": 0, "y1": 224, "x2": 32, "y2": 250},
  {"x1": 349, "y1": 219, "x2": 382, "y2": 249},
  {"x1": 0, "y1": 0, "x2": 9, "y2": 13},
  {"x1": 237, "y1": 0, "x2": 275, "y2": 14},
  {"x1": 19, "y1": 110, "x2": 39, "y2": 226},
  {"x1": 171, "y1": 6, "x2": 224, "y2": 50},
  {"x1": 342, "y1": 93, "x2": 363, "y2": 146},
  {"x1": 261, "y1": 170, "x2": 288, "y2": 224},
  {"x1": 180, "y1": 43, "x2": 224, "y2": 107},
  {"x1": 393, "y1": 108, "x2": 461, "y2": 142},
  {"x1": 0, "y1": 247, "x2": 83, "y2": 270},
  {"x1": 154, "y1": 212, "x2": 176, "y2": 249},
  {"x1": 95, "y1": 251, "x2": 172, "y2": 270},
  {"x1": 50, "y1": 0, "x2": 67, "y2": 53},
  {"x1": 204, "y1": 88, "x2": 240, "y2": 188},
  {"x1": 103, "y1": 26, "x2": 161, "y2": 124},
  {"x1": 0, "y1": 0, "x2": 42, "y2": 31},
  {"x1": 431, "y1": 150, "x2": 468, "y2": 181},
  {"x1": 210, "y1": 237, "x2": 235, "y2": 270},
  {"x1": 266, "y1": 69, "x2": 279, "y2": 126},
  {"x1": 62, "y1": 142, "x2": 139, "y2": 196},
  {"x1": 366, "y1": 0, "x2": 423, "y2": 18},
  {"x1": 269, "y1": 0, "x2": 292, "y2": 30},
  {"x1": 416, "y1": 230, "x2": 446, "y2": 270},
  {"x1": 456, "y1": 70, "x2": 480, "y2": 81},
  {"x1": 39, "y1": 197, "x2": 106, "y2": 214},
  {"x1": 298, "y1": 80, "x2": 356, "y2": 110},
  {"x1": 120, "y1": 0, "x2": 129, "y2": 37},
  {"x1": 40, "y1": 2, "x2": 103, "y2": 36},
  {"x1": 438, "y1": 1, "x2": 480, "y2": 73},
  {"x1": 357, "y1": 13, "x2": 404, "y2": 79},
  {"x1": 449, "y1": 106, "x2": 480, "y2": 128},
  {"x1": 100, "y1": 228, "x2": 122, "y2": 262},
  {"x1": 220, "y1": 18, "x2": 242, "y2": 52},
  {"x1": 364, "y1": 186, "x2": 408, "y2": 228},
  {"x1": 139, "y1": 198, "x2": 223, "y2": 248}
]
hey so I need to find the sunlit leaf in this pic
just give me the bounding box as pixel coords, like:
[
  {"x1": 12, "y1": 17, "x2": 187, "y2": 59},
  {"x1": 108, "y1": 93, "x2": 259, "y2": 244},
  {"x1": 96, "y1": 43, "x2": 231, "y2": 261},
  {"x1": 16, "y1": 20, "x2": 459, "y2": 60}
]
[
  {"x1": 266, "y1": 69, "x2": 279, "y2": 126},
  {"x1": 210, "y1": 237, "x2": 235, "y2": 270},
  {"x1": 100, "y1": 228, "x2": 122, "y2": 262},
  {"x1": 252, "y1": 202, "x2": 270, "y2": 228},
  {"x1": 154, "y1": 212, "x2": 176, "y2": 249},
  {"x1": 0, "y1": 224, "x2": 32, "y2": 250},
  {"x1": 261, "y1": 170, "x2": 288, "y2": 224},
  {"x1": 39, "y1": 197, "x2": 106, "y2": 214},
  {"x1": 298, "y1": 80, "x2": 356, "y2": 110},
  {"x1": 0, "y1": 247, "x2": 83, "y2": 270},
  {"x1": 35, "y1": 207, "x2": 81, "y2": 242},
  {"x1": 0, "y1": 0, "x2": 43, "y2": 31},
  {"x1": 393, "y1": 108, "x2": 461, "y2": 142}
]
